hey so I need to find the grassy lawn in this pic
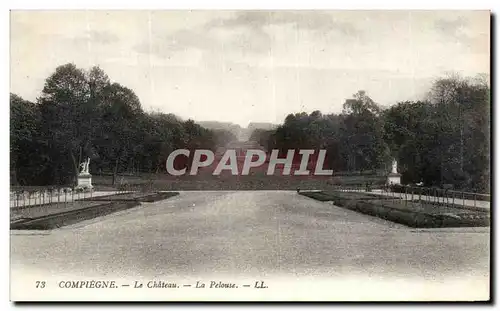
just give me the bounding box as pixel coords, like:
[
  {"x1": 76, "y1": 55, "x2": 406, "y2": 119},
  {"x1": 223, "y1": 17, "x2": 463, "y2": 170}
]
[
  {"x1": 11, "y1": 201, "x2": 140, "y2": 230},
  {"x1": 76, "y1": 191, "x2": 179, "y2": 202},
  {"x1": 10, "y1": 192, "x2": 180, "y2": 230},
  {"x1": 300, "y1": 190, "x2": 391, "y2": 202},
  {"x1": 300, "y1": 191, "x2": 490, "y2": 228},
  {"x1": 92, "y1": 173, "x2": 386, "y2": 191}
]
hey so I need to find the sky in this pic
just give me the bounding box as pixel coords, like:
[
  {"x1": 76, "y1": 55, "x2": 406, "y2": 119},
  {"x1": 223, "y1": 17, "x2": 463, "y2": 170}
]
[{"x1": 10, "y1": 10, "x2": 490, "y2": 127}]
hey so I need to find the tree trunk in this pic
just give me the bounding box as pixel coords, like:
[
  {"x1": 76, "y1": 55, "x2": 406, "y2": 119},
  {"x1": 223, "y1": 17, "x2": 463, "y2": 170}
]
[
  {"x1": 10, "y1": 156, "x2": 17, "y2": 185},
  {"x1": 70, "y1": 152, "x2": 79, "y2": 186},
  {"x1": 112, "y1": 157, "x2": 119, "y2": 186},
  {"x1": 460, "y1": 127, "x2": 464, "y2": 174}
]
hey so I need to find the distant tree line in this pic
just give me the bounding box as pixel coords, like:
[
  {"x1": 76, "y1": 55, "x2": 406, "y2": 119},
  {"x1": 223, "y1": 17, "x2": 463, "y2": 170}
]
[
  {"x1": 10, "y1": 63, "x2": 236, "y2": 186},
  {"x1": 251, "y1": 75, "x2": 490, "y2": 192},
  {"x1": 10, "y1": 64, "x2": 490, "y2": 192}
]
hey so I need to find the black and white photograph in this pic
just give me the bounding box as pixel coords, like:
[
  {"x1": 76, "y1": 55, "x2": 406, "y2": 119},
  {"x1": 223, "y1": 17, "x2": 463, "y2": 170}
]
[{"x1": 9, "y1": 9, "x2": 491, "y2": 301}]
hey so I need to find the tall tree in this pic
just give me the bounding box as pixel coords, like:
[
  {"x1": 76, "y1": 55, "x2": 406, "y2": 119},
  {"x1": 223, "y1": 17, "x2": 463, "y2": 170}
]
[
  {"x1": 341, "y1": 91, "x2": 390, "y2": 171},
  {"x1": 10, "y1": 94, "x2": 46, "y2": 185},
  {"x1": 38, "y1": 63, "x2": 90, "y2": 184}
]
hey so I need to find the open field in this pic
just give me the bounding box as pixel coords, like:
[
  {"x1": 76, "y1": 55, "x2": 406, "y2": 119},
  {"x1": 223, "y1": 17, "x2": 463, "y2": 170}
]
[{"x1": 91, "y1": 173, "x2": 387, "y2": 191}]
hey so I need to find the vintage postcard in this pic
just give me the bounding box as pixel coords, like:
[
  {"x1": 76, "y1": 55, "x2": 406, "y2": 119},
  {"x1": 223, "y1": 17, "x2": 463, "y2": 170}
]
[{"x1": 9, "y1": 10, "x2": 490, "y2": 301}]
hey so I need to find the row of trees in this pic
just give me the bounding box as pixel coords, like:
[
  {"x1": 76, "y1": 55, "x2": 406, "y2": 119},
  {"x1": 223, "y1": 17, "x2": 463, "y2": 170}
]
[
  {"x1": 10, "y1": 63, "x2": 236, "y2": 186},
  {"x1": 10, "y1": 63, "x2": 490, "y2": 192},
  {"x1": 251, "y1": 76, "x2": 490, "y2": 192}
]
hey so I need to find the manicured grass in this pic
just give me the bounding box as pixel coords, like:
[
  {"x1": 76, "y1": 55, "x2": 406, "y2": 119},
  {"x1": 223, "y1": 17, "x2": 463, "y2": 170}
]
[
  {"x1": 300, "y1": 191, "x2": 490, "y2": 228},
  {"x1": 76, "y1": 191, "x2": 179, "y2": 202},
  {"x1": 139, "y1": 192, "x2": 180, "y2": 202},
  {"x1": 390, "y1": 184, "x2": 490, "y2": 202},
  {"x1": 11, "y1": 201, "x2": 141, "y2": 230},
  {"x1": 10, "y1": 192, "x2": 180, "y2": 230},
  {"x1": 11, "y1": 201, "x2": 106, "y2": 221},
  {"x1": 407, "y1": 199, "x2": 489, "y2": 212},
  {"x1": 300, "y1": 190, "x2": 392, "y2": 202},
  {"x1": 92, "y1": 174, "x2": 386, "y2": 191}
]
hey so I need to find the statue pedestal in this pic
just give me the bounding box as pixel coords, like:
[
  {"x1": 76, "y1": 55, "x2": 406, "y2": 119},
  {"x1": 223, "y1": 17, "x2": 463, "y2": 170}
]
[
  {"x1": 387, "y1": 172, "x2": 401, "y2": 185},
  {"x1": 76, "y1": 173, "x2": 93, "y2": 189}
]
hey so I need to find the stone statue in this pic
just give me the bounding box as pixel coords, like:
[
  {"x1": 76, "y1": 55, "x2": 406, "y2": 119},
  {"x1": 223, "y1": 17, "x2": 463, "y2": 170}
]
[
  {"x1": 85, "y1": 157, "x2": 90, "y2": 174},
  {"x1": 77, "y1": 157, "x2": 93, "y2": 189},
  {"x1": 391, "y1": 159, "x2": 398, "y2": 174},
  {"x1": 79, "y1": 162, "x2": 86, "y2": 174},
  {"x1": 79, "y1": 157, "x2": 90, "y2": 174},
  {"x1": 387, "y1": 158, "x2": 401, "y2": 185}
]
